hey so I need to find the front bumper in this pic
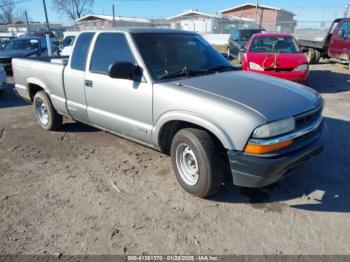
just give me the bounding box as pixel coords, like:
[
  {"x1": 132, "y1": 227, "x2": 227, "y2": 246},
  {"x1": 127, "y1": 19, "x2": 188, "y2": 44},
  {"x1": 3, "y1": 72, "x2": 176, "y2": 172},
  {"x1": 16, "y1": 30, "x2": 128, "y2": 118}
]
[
  {"x1": 247, "y1": 69, "x2": 309, "y2": 83},
  {"x1": 228, "y1": 121, "x2": 327, "y2": 188}
]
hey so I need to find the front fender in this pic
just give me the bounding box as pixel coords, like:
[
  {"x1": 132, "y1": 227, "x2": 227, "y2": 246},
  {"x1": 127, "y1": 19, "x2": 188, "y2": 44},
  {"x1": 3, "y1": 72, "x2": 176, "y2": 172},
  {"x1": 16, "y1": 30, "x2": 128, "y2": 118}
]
[{"x1": 152, "y1": 110, "x2": 235, "y2": 150}]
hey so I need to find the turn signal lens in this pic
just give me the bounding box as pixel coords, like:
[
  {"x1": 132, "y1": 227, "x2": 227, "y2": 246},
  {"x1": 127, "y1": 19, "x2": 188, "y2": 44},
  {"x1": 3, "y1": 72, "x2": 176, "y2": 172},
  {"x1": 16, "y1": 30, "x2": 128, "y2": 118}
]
[
  {"x1": 244, "y1": 140, "x2": 292, "y2": 154},
  {"x1": 293, "y1": 64, "x2": 308, "y2": 72},
  {"x1": 249, "y1": 62, "x2": 264, "y2": 71}
]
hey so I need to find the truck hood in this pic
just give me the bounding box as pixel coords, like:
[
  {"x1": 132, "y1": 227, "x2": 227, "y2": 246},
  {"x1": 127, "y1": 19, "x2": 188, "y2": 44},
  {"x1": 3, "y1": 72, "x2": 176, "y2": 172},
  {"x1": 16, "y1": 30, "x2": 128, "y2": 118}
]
[
  {"x1": 176, "y1": 71, "x2": 322, "y2": 121},
  {"x1": 0, "y1": 49, "x2": 34, "y2": 59}
]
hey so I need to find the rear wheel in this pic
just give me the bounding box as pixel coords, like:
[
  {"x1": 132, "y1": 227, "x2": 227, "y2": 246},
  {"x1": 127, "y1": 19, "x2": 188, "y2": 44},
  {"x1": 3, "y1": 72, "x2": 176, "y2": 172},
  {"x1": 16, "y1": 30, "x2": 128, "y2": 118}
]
[
  {"x1": 306, "y1": 48, "x2": 316, "y2": 64},
  {"x1": 170, "y1": 128, "x2": 225, "y2": 198},
  {"x1": 33, "y1": 91, "x2": 62, "y2": 130},
  {"x1": 314, "y1": 50, "x2": 321, "y2": 64},
  {"x1": 237, "y1": 51, "x2": 243, "y2": 64},
  {"x1": 226, "y1": 47, "x2": 231, "y2": 59}
]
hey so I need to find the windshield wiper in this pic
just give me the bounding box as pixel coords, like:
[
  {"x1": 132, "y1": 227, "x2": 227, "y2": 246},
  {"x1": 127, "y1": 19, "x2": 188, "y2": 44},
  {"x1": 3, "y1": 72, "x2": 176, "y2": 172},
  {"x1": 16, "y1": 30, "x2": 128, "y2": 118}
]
[
  {"x1": 160, "y1": 67, "x2": 209, "y2": 80},
  {"x1": 160, "y1": 67, "x2": 189, "y2": 80},
  {"x1": 159, "y1": 65, "x2": 235, "y2": 80},
  {"x1": 207, "y1": 65, "x2": 236, "y2": 73}
]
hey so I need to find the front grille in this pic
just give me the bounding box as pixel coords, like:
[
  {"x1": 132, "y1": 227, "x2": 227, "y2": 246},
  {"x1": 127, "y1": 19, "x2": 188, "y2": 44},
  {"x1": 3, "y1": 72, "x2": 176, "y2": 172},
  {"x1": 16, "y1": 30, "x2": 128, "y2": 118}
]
[
  {"x1": 265, "y1": 67, "x2": 294, "y2": 72},
  {"x1": 295, "y1": 107, "x2": 322, "y2": 130}
]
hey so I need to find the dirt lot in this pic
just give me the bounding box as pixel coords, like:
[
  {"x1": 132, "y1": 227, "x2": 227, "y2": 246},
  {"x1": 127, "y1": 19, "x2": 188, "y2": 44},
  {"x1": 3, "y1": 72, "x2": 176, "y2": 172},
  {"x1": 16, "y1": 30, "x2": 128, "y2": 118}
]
[{"x1": 0, "y1": 61, "x2": 350, "y2": 255}]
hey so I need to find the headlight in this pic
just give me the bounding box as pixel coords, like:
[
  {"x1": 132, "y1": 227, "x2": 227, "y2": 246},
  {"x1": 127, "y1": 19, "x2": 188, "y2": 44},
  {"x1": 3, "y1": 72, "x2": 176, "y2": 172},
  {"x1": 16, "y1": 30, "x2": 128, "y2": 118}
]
[
  {"x1": 249, "y1": 62, "x2": 264, "y2": 71},
  {"x1": 253, "y1": 117, "x2": 295, "y2": 138},
  {"x1": 293, "y1": 64, "x2": 308, "y2": 72}
]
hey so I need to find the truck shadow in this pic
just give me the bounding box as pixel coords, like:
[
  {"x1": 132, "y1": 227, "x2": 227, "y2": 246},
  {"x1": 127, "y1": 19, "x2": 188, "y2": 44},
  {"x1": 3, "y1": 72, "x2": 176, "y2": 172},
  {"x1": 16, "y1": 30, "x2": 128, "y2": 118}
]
[
  {"x1": 58, "y1": 122, "x2": 98, "y2": 133},
  {"x1": 308, "y1": 70, "x2": 350, "y2": 93},
  {"x1": 210, "y1": 117, "x2": 350, "y2": 213},
  {"x1": 0, "y1": 84, "x2": 27, "y2": 109}
]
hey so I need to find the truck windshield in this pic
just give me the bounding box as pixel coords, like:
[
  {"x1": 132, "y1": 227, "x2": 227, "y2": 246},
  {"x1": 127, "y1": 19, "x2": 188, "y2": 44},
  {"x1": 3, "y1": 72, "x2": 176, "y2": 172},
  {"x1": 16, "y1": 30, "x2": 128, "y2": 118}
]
[
  {"x1": 132, "y1": 33, "x2": 235, "y2": 81},
  {"x1": 250, "y1": 36, "x2": 300, "y2": 53},
  {"x1": 4, "y1": 39, "x2": 39, "y2": 51}
]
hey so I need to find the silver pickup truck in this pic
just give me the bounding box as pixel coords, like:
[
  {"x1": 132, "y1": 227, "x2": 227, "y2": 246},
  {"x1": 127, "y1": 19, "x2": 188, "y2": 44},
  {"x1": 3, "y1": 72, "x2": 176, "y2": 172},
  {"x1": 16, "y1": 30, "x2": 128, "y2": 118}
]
[{"x1": 13, "y1": 28, "x2": 327, "y2": 197}]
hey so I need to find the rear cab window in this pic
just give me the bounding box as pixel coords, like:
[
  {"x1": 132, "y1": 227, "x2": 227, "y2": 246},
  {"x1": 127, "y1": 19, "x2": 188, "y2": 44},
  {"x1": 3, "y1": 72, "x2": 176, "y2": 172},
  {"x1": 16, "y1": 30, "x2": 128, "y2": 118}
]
[{"x1": 70, "y1": 32, "x2": 95, "y2": 71}]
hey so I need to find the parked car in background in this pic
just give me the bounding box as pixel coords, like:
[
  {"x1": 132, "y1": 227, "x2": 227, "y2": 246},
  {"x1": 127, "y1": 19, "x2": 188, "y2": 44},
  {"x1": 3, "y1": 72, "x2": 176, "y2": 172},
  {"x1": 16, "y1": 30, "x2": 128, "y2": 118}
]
[
  {"x1": 242, "y1": 33, "x2": 309, "y2": 84},
  {"x1": 13, "y1": 29, "x2": 326, "y2": 198},
  {"x1": 0, "y1": 36, "x2": 58, "y2": 75},
  {"x1": 298, "y1": 18, "x2": 350, "y2": 66},
  {"x1": 227, "y1": 28, "x2": 265, "y2": 63},
  {"x1": 0, "y1": 65, "x2": 7, "y2": 96},
  {"x1": 0, "y1": 36, "x2": 14, "y2": 50}
]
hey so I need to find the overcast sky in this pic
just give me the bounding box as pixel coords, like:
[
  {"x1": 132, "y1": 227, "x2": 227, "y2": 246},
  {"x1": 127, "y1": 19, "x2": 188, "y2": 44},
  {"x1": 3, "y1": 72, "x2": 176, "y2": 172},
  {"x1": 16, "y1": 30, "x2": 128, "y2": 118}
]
[{"x1": 20, "y1": 0, "x2": 349, "y2": 24}]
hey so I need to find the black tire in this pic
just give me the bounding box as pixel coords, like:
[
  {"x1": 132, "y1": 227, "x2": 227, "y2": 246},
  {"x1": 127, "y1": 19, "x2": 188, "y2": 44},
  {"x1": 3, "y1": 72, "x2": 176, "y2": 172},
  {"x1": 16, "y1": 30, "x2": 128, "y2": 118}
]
[
  {"x1": 314, "y1": 50, "x2": 321, "y2": 64},
  {"x1": 306, "y1": 48, "x2": 316, "y2": 64},
  {"x1": 0, "y1": 89, "x2": 4, "y2": 97},
  {"x1": 33, "y1": 91, "x2": 62, "y2": 130},
  {"x1": 170, "y1": 128, "x2": 225, "y2": 198},
  {"x1": 226, "y1": 47, "x2": 231, "y2": 59},
  {"x1": 237, "y1": 51, "x2": 243, "y2": 64}
]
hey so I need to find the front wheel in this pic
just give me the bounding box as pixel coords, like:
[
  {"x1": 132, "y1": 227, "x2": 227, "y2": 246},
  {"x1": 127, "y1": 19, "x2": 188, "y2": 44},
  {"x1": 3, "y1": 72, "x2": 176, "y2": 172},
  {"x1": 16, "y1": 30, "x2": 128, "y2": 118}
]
[
  {"x1": 33, "y1": 91, "x2": 62, "y2": 130},
  {"x1": 170, "y1": 128, "x2": 225, "y2": 198}
]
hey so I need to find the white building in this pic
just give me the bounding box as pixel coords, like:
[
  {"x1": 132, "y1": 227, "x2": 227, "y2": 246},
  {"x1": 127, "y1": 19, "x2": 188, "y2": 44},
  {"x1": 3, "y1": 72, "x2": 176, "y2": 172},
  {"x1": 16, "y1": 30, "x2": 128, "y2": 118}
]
[
  {"x1": 167, "y1": 9, "x2": 222, "y2": 33},
  {"x1": 167, "y1": 9, "x2": 255, "y2": 33}
]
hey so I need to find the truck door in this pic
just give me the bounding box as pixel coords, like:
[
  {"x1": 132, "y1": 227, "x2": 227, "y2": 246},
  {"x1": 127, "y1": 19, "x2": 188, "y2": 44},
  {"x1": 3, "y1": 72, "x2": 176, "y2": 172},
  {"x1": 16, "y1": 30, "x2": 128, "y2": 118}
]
[
  {"x1": 64, "y1": 32, "x2": 95, "y2": 124},
  {"x1": 329, "y1": 21, "x2": 350, "y2": 60},
  {"x1": 84, "y1": 32, "x2": 153, "y2": 144}
]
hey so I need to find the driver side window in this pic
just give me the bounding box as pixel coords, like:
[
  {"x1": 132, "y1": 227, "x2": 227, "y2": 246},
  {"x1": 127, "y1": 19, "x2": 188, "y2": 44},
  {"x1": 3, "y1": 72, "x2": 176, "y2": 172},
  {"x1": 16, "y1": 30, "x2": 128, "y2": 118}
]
[{"x1": 338, "y1": 22, "x2": 350, "y2": 39}]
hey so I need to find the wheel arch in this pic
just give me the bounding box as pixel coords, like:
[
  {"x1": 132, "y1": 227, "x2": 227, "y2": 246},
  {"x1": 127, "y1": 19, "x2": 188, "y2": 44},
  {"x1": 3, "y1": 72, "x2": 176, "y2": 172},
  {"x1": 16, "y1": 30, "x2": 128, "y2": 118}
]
[
  {"x1": 26, "y1": 77, "x2": 50, "y2": 101},
  {"x1": 153, "y1": 111, "x2": 234, "y2": 154}
]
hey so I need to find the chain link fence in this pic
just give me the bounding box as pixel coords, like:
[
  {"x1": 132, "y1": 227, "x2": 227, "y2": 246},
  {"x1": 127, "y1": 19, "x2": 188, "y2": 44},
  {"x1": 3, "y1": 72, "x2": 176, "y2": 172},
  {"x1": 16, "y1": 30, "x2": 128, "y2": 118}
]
[{"x1": 0, "y1": 15, "x2": 338, "y2": 44}]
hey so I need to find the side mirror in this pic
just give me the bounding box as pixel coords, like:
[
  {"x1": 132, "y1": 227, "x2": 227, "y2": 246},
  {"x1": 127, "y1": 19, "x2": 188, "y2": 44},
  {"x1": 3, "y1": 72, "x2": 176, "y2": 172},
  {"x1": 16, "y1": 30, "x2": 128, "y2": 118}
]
[{"x1": 108, "y1": 61, "x2": 141, "y2": 80}]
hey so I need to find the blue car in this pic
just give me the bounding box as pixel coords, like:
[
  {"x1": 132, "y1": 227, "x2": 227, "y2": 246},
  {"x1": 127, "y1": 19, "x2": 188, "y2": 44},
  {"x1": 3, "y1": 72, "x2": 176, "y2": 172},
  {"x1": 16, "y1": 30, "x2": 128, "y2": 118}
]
[{"x1": 0, "y1": 36, "x2": 58, "y2": 75}]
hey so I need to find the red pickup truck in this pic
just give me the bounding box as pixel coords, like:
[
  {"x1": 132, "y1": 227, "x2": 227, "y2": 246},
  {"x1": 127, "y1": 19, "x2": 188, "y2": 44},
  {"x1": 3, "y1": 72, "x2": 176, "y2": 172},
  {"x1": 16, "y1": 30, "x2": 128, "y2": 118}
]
[{"x1": 298, "y1": 18, "x2": 350, "y2": 67}]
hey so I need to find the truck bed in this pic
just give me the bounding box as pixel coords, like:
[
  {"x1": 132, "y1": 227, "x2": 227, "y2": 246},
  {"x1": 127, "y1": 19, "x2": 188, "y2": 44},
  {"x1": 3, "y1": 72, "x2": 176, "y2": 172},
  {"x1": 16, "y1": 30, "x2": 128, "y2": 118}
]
[
  {"x1": 13, "y1": 56, "x2": 69, "y2": 115},
  {"x1": 297, "y1": 39, "x2": 325, "y2": 50}
]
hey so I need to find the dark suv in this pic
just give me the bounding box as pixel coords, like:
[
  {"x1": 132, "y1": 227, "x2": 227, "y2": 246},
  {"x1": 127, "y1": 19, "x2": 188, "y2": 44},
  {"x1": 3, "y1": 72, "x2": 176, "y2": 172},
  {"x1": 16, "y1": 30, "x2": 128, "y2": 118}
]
[{"x1": 227, "y1": 29, "x2": 265, "y2": 63}]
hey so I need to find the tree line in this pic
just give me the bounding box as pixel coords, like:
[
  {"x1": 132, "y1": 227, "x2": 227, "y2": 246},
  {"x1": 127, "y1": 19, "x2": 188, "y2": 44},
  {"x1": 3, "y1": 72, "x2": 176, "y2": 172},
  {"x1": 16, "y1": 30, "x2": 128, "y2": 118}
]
[{"x1": 0, "y1": 0, "x2": 94, "y2": 24}]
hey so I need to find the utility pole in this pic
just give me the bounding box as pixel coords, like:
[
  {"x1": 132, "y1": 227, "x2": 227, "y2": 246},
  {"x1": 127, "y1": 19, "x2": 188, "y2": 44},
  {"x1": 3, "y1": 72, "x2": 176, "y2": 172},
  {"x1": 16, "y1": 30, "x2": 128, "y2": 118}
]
[
  {"x1": 112, "y1": 3, "x2": 116, "y2": 27},
  {"x1": 255, "y1": 0, "x2": 259, "y2": 29},
  {"x1": 42, "y1": 0, "x2": 50, "y2": 30},
  {"x1": 42, "y1": 0, "x2": 52, "y2": 57},
  {"x1": 25, "y1": 11, "x2": 30, "y2": 34}
]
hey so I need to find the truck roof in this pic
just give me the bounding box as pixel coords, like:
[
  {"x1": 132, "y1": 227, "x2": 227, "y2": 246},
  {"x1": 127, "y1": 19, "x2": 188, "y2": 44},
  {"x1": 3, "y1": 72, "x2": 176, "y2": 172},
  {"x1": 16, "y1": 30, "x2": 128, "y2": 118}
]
[{"x1": 79, "y1": 27, "x2": 196, "y2": 34}]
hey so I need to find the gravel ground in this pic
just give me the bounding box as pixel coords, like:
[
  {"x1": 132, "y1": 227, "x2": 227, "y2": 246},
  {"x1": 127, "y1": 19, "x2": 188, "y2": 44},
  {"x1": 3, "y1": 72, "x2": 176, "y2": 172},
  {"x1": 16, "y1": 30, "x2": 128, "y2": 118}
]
[{"x1": 0, "y1": 61, "x2": 350, "y2": 255}]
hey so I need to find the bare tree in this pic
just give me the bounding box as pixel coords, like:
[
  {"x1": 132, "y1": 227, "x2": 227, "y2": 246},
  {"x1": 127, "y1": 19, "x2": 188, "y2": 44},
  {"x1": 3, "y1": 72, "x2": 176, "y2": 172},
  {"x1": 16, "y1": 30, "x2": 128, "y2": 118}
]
[
  {"x1": 0, "y1": 0, "x2": 16, "y2": 24},
  {"x1": 52, "y1": 0, "x2": 94, "y2": 20},
  {"x1": 14, "y1": 7, "x2": 31, "y2": 23}
]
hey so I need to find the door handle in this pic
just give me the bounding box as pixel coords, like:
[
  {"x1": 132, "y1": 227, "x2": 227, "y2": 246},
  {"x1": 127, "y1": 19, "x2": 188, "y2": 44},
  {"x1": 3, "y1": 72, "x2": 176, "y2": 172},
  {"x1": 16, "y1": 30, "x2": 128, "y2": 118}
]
[{"x1": 85, "y1": 80, "x2": 93, "y2": 87}]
